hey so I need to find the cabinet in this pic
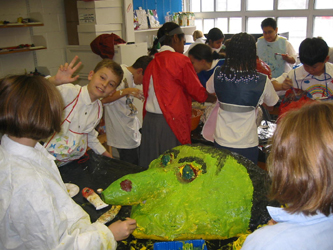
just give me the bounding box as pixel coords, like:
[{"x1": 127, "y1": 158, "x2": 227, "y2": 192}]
[{"x1": 0, "y1": 22, "x2": 47, "y2": 55}]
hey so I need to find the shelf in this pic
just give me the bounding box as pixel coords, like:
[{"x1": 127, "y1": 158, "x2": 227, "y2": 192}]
[
  {"x1": 0, "y1": 22, "x2": 44, "y2": 28},
  {"x1": 0, "y1": 46, "x2": 46, "y2": 55},
  {"x1": 134, "y1": 26, "x2": 196, "y2": 33}
]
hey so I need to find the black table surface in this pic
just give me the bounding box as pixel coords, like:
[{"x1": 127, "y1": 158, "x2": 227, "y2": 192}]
[{"x1": 59, "y1": 149, "x2": 238, "y2": 250}]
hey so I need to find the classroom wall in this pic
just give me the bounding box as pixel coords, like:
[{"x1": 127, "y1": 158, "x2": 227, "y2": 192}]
[
  {"x1": 133, "y1": 0, "x2": 182, "y2": 24},
  {"x1": 0, "y1": 0, "x2": 68, "y2": 78},
  {"x1": 0, "y1": 0, "x2": 183, "y2": 78}
]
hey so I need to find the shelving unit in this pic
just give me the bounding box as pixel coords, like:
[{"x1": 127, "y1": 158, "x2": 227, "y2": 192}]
[
  {"x1": 0, "y1": 22, "x2": 43, "y2": 28},
  {"x1": 0, "y1": 22, "x2": 47, "y2": 56},
  {"x1": 0, "y1": 46, "x2": 46, "y2": 55},
  {"x1": 134, "y1": 25, "x2": 196, "y2": 45}
]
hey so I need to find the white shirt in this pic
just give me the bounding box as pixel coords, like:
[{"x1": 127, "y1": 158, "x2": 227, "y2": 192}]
[
  {"x1": 55, "y1": 84, "x2": 105, "y2": 155},
  {"x1": 184, "y1": 37, "x2": 206, "y2": 56},
  {"x1": 206, "y1": 73, "x2": 278, "y2": 148},
  {"x1": 103, "y1": 65, "x2": 141, "y2": 149},
  {"x1": 283, "y1": 38, "x2": 297, "y2": 73},
  {"x1": 0, "y1": 135, "x2": 116, "y2": 250},
  {"x1": 257, "y1": 36, "x2": 297, "y2": 75},
  {"x1": 272, "y1": 62, "x2": 333, "y2": 100},
  {"x1": 242, "y1": 206, "x2": 333, "y2": 250},
  {"x1": 145, "y1": 45, "x2": 176, "y2": 114}
]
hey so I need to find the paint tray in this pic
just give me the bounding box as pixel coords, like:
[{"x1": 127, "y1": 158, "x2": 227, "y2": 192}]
[{"x1": 153, "y1": 239, "x2": 207, "y2": 250}]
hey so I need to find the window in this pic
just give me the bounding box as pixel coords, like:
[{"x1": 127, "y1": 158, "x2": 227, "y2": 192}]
[
  {"x1": 216, "y1": 18, "x2": 228, "y2": 33},
  {"x1": 278, "y1": 17, "x2": 307, "y2": 52},
  {"x1": 216, "y1": 0, "x2": 241, "y2": 11},
  {"x1": 188, "y1": 0, "x2": 333, "y2": 47},
  {"x1": 278, "y1": 0, "x2": 308, "y2": 10},
  {"x1": 229, "y1": 18, "x2": 242, "y2": 33},
  {"x1": 247, "y1": 17, "x2": 267, "y2": 34},
  {"x1": 315, "y1": 0, "x2": 333, "y2": 9},
  {"x1": 202, "y1": 0, "x2": 214, "y2": 11},
  {"x1": 194, "y1": 19, "x2": 203, "y2": 32},
  {"x1": 191, "y1": 0, "x2": 201, "y2": 12},
  {"x1": 203, "y1": 19, "x2": 215, "y2": 33},
  {"x1": 313, "y1": 16, "x2": 333, "y2": 47},
  {"x1": 247, "y1": 0, "x2": 273, "y2": 11}
]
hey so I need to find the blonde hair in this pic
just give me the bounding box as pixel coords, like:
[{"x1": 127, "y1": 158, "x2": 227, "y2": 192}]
[
  {"x1": 192, "y1": 30, "x2": 203, "y2": 41},
  {"x1": 0, "y1": 75, "x2": 63, "y2": 140},
  {"x1": 268, "y1": 101, "x2": 333, "y2": 216}
]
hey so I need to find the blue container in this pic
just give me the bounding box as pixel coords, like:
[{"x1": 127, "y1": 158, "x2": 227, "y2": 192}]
[{"x1": 154, "y1": 239, "x2": 207, "y2": 250}]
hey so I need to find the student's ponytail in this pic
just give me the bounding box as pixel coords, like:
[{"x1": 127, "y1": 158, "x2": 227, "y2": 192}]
[
  {"x1": 149, "y1": 38, "x2": 160, "y2": 56},
  {"x1": 149, "y1": 22, "x2": 184, "y2": 56}
]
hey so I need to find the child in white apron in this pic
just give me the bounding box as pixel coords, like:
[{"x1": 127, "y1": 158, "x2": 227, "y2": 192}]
[{"x1": 45, "y1": 56, "x2": 123, "y2": 166}]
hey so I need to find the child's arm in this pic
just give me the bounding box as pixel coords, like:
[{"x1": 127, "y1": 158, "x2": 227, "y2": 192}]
[
  {"x1": 108, "y1": 218, "x2": 137, "y2": 241},
  {"x1": 281, "y1": 53, "x2": 296, "y2": 64},
  {"x1": 102, "y1": 150, "x2": 113, "y2": 158},
  {"x1": 87, "y1": 129, "x2": 113, "y2": 158},
  {"x1": 271, "y1": 73, "x2": 293, "y2": 91},
  {"x1": 102, "y1": 88, "x2": 144, "y2": 104},
  {"x1": 48, "y1": 56, "x2": 82, "y2": 86}
]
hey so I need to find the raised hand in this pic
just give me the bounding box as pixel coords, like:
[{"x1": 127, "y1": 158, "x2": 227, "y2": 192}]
[{"x1": 53, "y1": 55, "x2": 82, "y2": 85}]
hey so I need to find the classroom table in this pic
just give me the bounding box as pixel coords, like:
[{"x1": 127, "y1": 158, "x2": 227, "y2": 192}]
[{"x1": 59, "y1": 150, "x2": 239, "y2": 250}]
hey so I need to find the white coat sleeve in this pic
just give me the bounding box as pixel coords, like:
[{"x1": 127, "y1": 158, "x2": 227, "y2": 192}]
[
  {"x1": 263, "y1": 78, "x2": 279, "y2": 107},
  {"x1": 87, "y1": 128, "x2": 107, "y2": 155}
]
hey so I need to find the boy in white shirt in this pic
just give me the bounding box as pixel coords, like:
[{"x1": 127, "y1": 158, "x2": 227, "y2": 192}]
[
  {"x1": 45, "y1": 56, "x2": 123, "y2": 166},
  {"x1": 257, "y1": 18, "x2": 297, "y2": 78},
  {"x1": 102, "y1": 56, "x2": 153, "y2": 165},
  {"x1": 272, "y1": 37, "x2": 332, "y2": 100}
]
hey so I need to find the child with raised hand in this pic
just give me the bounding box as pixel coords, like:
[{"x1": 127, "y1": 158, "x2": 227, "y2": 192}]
[
  {"x1": 0, "y1": 75, "x2": 136, "y2": 250},
  {"x1": 45, "y1": 56, "x2": 123, "y2": 166},
  {"x1": 272, "y1": 37, "x2": 333, "y2": 99},
  {"x1": 241, "y1": 101, "x2": 333, "y2": 249},
  {"x1": 205, "y1": 32, "x2": 279, "y2": 164},
  {"x1": 102, "y1": 55, "x2": 153, "y2": 165}
]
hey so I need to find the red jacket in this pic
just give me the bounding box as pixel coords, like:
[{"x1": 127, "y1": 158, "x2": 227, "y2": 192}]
[{"x1": 143, "y1": 50, "x2": 208, "y2": 144}]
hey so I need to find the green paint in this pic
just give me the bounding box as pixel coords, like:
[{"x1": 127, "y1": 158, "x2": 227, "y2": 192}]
[{"x1": 102, "y1": 145, "x2": 254, "y2": 240}]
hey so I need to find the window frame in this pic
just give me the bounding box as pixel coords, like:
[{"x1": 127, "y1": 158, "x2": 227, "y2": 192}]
[{"x1": 184, "y1": 0, "x2": 332, "y2": 38}]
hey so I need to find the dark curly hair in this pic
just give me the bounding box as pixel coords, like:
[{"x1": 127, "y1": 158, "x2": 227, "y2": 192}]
[{"x1": 222, "y1": 32, "x2": 257, "y2": 79}]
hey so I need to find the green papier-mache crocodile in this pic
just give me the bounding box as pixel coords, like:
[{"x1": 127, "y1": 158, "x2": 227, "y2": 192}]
[{"x1": 102, "y1": 144, "x2": 275, "y2": 241}]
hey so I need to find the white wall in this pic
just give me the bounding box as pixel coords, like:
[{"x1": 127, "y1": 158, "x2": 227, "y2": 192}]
[{"x1": 0, "y1": 0, "x2": 68, "y2": 77}]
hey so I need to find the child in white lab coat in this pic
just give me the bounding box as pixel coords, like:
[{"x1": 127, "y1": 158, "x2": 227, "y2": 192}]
[
  {"x1": 45, "y1": 56, "x2": 122, "y2": 166},
  {"x1": 0, "y1": 74, "x2": 136, "y2": 250}
]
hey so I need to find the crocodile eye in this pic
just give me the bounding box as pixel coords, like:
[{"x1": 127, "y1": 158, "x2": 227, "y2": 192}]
[
  {"x1": 178, "y1": 163, "x2": 201, "y2": 183},
  {"x1": 161, "y1": 153, "x2": 174, "y2": 167}
]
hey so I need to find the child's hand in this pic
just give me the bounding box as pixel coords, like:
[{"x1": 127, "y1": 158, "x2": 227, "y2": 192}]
[
  {"x1": 53, "y1": 56, "x2": 82, "y2": 85},
  {"x1": 108, "y1": 218, "x2": 137, "y2": 241},
  {"x1": 267, "y1": 219, "x2": 277, "y2": 225},
  {"x1": 102, "y1": 150, "x2": 113, "y2": 158},
  {"x1": 281, "y1": 53, "x2": 296, "y2": 64},
  {"x1": 128, "y1": 89, "x2": 145, "y2": 102},
  {"x1": 282, "y1": 76, "x2": 293, "y2": 90}
]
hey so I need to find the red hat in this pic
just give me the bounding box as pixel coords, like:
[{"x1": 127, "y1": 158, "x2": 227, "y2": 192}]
[{"x1": 90, "y1": 33, "x2": 126, "y2": 59}]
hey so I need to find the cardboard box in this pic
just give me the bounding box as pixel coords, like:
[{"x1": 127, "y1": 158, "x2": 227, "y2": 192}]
[
  {"x1": 77, "y1": 24, "x2": 123, "y2": 45},
  {"x1": 66, "y1": 22, "x2": 79, "y2": 45},
  {"x1": 77, "y1": 0, "x2": 123, "y2": 25},
  {"x1": 64, "y1": 0, "x2": 79, "y2": 22}
]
